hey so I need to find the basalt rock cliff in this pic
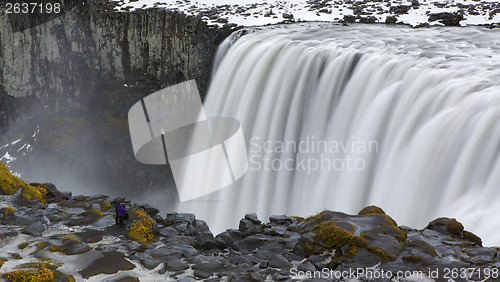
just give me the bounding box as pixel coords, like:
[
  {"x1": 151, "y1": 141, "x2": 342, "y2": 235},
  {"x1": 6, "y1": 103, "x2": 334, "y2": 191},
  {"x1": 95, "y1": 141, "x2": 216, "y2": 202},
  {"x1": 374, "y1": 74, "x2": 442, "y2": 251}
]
[{"x1": 0, "y1": 1, "x2": 238, "y2": 200}]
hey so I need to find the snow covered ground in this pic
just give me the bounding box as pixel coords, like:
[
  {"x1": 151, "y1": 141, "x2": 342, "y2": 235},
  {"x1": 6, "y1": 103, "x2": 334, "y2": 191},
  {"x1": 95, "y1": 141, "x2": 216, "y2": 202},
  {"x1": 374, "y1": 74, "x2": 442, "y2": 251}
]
[{"x1": 110, "y1": 0, "x2": 500, "y2": 27}]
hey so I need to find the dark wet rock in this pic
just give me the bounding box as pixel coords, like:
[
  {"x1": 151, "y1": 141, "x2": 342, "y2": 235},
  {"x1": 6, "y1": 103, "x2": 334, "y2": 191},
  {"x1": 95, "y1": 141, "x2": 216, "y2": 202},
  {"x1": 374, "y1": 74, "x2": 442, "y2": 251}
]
[
  {"x1": 343, "y1": 15, "x2": 357, "y2": 23},
  {"x1": 75, "y1": 230, "x2": 103, "y2": 243},
  {"x1": 159, "y1": 226, "x2": 179, "y2": 237},
  {"x1": 359, "y1": 16, "x2": 378, "y2": 23},
  {"x1": 79, "y1": 251, "x2": 135, "y2": 278},
  {"x1": 166, "y1": 260, "x2": 189, "y2": 271},
  {"x1": 362, "y1": 233, "x2": 403, "y2": 260},
  {"x1": 239, "y1": 219, "x2": 262, "y2": 236},
  {"x1": 216, "y1": 229, "x2": 243, "y2": 249},
  {"x1": 148, "y1": 247, "x2": 180, "y2": 258},
  {"x1": 244, "y1": 213, "x2": 261, "y2": 224},
  {"x1": 236, "y1": 234, "x2": 275, "y2": 253},
  {"x1": 124, "y1": 241, "x2": 145, "y2": 252},
  {"x1": 174, "y1": 222, "x2": 189, "y2": 233},
  {"x1": 21, "y1": 222, "x2": 45, "y2": 237},
  {"x1": 298, "y1": 260, "x2": 317, "y2": 272},
  {"x1": 165, "y1": 212, "x2": 196, "y2": 225},
  {"x1": 0, "y1": 230, "x2": 17, "y2": 239},
  {"x1": 201, "y1": 237, "x2": 227, "y2": 251},
  {"x1": 269, "y1": 214, "x2": 293, "y2": 225},
  {"x1": 385, "y1": 16, "x2": 398, "y2": 24},
  {"x1": 390, "y1": 5, "x2": 412, "y2": 14},
  {"x1": 9, "y1": 252, "x2": 22, "y2": 259},
  {"x1": 143, "y1": 258, "x2": 160, "y2": 269},
  {"x1": 66, "y1": 210, "x2": 102, "y2": 226},
  {"x1": 59, "y1": 192, "x2": 72, "y2": 200},
  {"x1": 193, "y1": 219, "x2": 210, "y2": 234},
  {"x1": 268, "y1": 254, "x2": 291, "y2": 268},
  {"x1": 61, "y1": 239, "x2": 92, "y2": 255},
  {"x1": 137, "y1": 203, "x2": 159, "y2": 217},
  {"x1": 464, "y1": 247, "x2": 497, "y2": 264},
  {"x1": 404, "y1": 239, "x2": 436, "y2": 256},
  {"x1": 163, "y1": 235, "x2": 197, "y2": 246},
  {"x1": 428, "y1": 12, "x2": 464, "y2": 26},
  {"x1": 194, "y1": 269, "x2": 212, "y2": 279},
  {"x1": 192, "y1": 261, "x2": 223, "y2": 278},
  {"x1": 343, "y1": 247, "x2": 381, "y2": 268},
  {"x1": 228, "y1": 254, "x2": 251, "y2": 265},
  {"x1": 111, "y1": 276, "x2": 139, "y2": 282}
]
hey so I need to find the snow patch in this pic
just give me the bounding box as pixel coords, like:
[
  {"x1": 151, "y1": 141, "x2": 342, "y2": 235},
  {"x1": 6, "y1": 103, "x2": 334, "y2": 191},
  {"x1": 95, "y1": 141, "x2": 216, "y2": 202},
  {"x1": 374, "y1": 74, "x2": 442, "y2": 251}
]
[
  {"x1": 110, "y1": 0, "x2": 500, "y2": 27},
  {"x1": 0, "y1": 152, "x2": 15, "y2": 164}
]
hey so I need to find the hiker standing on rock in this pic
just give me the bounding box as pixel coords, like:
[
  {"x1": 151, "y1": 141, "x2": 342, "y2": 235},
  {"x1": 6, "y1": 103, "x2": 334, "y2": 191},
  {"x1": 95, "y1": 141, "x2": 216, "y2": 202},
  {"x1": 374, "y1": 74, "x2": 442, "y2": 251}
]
[{"x1": 116, "y1": 202, "x2": 127, "y2": 227}]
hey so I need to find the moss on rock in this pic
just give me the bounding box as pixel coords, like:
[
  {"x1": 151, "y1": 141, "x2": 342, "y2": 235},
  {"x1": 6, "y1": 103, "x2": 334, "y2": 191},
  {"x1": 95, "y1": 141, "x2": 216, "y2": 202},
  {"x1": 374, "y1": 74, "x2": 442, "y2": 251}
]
[
  {"x1": 128, "y1": 208, "x2": 157, "y2": 243},
  {"x1": 358, "y1": 205, "x2": 386, "y2": 216},
  {"x1": 301, "y1": 221, "x2": 354, "y2": 255},
  {"x1": 4, "y1": 206, "x2": 15, "y2": 216},
  {"x1": 21, "y1": 185, "x2": 47, "y2": 203},
  {"x1": 0, "y1": 162, "x2": 28, "y2": 195}
]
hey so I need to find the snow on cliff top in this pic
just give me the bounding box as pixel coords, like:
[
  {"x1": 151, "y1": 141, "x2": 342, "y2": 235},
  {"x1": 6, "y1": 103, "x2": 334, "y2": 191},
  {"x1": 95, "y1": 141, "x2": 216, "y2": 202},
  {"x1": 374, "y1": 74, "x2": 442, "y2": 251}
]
[{"x1": 110, "y1": 0, "x2": 500, "y2": 27}]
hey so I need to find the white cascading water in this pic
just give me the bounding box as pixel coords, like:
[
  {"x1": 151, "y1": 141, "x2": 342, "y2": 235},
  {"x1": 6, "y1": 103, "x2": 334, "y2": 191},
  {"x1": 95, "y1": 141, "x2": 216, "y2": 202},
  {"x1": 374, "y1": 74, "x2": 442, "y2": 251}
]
[{"x1": 178, "y1": 23, "x2": 500, "y2": 246}]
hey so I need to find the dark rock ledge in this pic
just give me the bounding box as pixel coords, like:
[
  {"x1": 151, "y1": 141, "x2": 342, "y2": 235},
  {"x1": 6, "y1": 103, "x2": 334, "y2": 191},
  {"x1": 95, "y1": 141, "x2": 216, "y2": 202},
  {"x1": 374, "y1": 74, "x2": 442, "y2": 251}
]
[{"x1": 0, "y1": 164, "x2": 499, "y2": 281}]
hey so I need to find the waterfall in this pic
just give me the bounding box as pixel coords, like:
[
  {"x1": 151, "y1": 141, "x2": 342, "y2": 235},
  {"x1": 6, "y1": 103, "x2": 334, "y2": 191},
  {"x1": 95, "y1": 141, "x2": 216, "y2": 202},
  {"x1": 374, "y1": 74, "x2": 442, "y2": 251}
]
[{"x1": 179, "y1": 23, "x2": 500, "y2": 246}]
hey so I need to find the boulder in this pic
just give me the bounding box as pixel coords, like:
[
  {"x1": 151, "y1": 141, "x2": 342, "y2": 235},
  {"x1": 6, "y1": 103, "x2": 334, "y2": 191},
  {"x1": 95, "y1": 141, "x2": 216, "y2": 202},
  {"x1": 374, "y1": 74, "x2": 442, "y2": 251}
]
[
  {"x1": 21, "y1": 222, "x2": 45, "y2": 237},
  {"x1": 79, "y1": 251, "x2": 135, "y2": 278},
  {"x1": 269, "y1": 215, "x2": 293, "y2": 225},
  {"x1": 236, "y1": 234, "x2": 275, "y2": 253},
  {"x1": 428, "y1": 12, "x2": 463, "y2": 26},
  {"x1": 267, "y1": 254, "x2": 291, "y2": 269},
  {"x1": 244, "y1": 213, "x2": 261, "y2": 224},
  {"x1": 137, "y1": 203, "x2": 159, "y2": 217},
  {"x1": 166, "y1": 260, "x2": 189, "y2": 271}
]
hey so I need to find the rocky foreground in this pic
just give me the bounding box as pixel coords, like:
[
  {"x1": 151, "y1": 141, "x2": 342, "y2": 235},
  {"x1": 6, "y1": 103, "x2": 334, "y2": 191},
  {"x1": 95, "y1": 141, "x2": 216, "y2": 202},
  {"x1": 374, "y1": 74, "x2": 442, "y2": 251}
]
[{"x1": 0, "y1": 162, "x2": 499, "y2": 281}]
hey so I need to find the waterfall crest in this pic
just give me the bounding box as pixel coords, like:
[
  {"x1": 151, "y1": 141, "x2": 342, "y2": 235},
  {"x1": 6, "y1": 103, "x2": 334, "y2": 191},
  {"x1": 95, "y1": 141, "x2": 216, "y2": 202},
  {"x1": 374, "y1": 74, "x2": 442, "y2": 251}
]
[{"x1": 180, "y1": 24, "x2": 500, "y2": 246}]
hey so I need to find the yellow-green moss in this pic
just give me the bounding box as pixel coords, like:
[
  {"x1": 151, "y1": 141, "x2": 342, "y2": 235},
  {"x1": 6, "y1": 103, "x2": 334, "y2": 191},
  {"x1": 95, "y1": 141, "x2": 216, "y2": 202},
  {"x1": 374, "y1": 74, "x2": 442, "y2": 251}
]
[
  {"x1": 2, "y1": 262, "x2": 55, "y2": 282},
  {"x1": 60, "y1": 233, "x2": 77, "y2": 240},
  {"x1": 305, "y1": 210, "x2": 331, "y2": 221},
  {"x1": 35, "y1": 242, "x2": 48, "y2": 251},
  {"x1": 127, "y1": 208, "x2": 156, "y2": 243},
  {"x1": 54, "y1": 270, "x2": 75, "y2": 282},
  {"x1": 463, "y1": 231, "x2": 482, "y2": 246},
  {"x1": 0, "y1": 162, "x2": 28, "y2": 195},
  {"x1": 344, "y1": 235, "x2": 391, "y2": 262},
  {"x1": 99, "y1": 201, "x2": 111, "y2": 210},
  {"x1": 304, "y1": 221, "x2": 354, "y2": 254},
  {"x1": 0, "y1": 257, "x2": 8, "y2": 267},
  {"x1": 18, "y1": 241, "x2": 30, "y2": 249},
  {"x1": 445, "y1": 218, "x2": 464, "y2": 236},
  {"x1": 4, "y1": 206, "x2": 15, "y2": 216},
  {"x1": 402, "y1": 255, "x2": 422, "y2": 263},
  {"x1": 89, "y1": 210, "x2": 103, "y2": 217},
  {"x1": 21, "y1": 185, "x2": 47, "y2": 203},
  {"x1": 291, "y1": 216, "x2": 304, "y2": 223},
  {"x1": 358, "y1": 205, "x2": 386, "y2": 216},
  {"x1": 344, "y1": 236, "x2": 365, "y2": 258},
  {"x1": 49, "y1": 245, "x2": 65, "y2": 253}
]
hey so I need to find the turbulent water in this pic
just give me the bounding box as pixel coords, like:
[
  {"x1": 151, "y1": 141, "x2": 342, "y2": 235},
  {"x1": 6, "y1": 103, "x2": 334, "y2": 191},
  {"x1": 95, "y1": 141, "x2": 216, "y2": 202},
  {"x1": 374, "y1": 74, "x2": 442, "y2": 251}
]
[{"x1": 178, "y1": 23, "x2": 500, "y2": 246}]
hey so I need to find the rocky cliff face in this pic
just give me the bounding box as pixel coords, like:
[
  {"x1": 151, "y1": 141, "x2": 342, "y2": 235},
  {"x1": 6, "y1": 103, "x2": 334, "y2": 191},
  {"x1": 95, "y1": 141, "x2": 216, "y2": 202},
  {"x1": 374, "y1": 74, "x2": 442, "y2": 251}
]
[{"x1": 0, "y1": 1, "x2": 237, "y2": 201}]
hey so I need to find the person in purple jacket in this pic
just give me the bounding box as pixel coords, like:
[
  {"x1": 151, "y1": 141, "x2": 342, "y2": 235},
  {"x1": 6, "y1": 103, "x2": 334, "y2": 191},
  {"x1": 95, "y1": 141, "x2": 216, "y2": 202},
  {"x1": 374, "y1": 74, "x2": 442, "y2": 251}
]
[{"x1": 116, "y1": 202, "x2": 127, "y2": 227}]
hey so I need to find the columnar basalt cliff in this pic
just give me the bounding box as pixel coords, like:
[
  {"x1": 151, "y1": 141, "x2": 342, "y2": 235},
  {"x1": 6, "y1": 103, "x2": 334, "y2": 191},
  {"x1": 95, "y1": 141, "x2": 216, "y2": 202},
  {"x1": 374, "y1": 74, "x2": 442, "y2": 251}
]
[{"x1": 0, "y1": 1, "x2": 238, "y2": 199}]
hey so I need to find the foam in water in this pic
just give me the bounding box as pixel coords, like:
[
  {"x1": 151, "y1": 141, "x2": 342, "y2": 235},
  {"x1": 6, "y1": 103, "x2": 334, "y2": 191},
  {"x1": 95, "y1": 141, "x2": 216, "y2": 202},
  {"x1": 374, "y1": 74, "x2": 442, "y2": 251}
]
[{"x1": 178, "y1": 23, "x2": 500, "y2": 246}]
